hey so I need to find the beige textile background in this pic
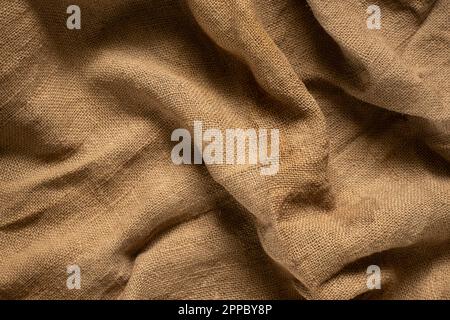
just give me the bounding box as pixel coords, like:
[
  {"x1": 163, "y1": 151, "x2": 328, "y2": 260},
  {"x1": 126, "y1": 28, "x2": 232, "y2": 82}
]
[{"x1": 0, "y1": 0, "x2": 449, "y2": 299}]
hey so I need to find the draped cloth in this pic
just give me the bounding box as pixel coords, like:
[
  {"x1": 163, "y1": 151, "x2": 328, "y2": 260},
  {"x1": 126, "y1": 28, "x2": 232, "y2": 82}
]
[{"x1": 0, "y1": 0, "x2": 449, "y2": 299}]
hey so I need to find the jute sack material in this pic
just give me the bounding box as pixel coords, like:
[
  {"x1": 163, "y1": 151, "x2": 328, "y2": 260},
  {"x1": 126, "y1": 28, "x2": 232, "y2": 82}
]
[{"x1": 0, "y1": 0, "x2": 449, "y2": 299}]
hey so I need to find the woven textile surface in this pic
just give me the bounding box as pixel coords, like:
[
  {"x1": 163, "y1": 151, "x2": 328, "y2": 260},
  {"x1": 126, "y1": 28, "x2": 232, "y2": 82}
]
[{"x1": 0, "y1": 0, "x2": 449, "y2": 299}]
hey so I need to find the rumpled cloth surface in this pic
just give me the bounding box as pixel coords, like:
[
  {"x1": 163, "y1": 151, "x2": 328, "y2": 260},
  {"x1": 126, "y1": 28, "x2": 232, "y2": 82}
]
[{"x1": 0, "y1": 0, "x2": 449, "y2": 299}]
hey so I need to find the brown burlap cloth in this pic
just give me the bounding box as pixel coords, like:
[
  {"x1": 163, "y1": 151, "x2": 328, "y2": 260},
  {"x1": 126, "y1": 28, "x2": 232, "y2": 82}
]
[{"x1": 0, "y1": 0, "x2": 449, "y2": 299}]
